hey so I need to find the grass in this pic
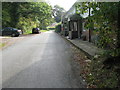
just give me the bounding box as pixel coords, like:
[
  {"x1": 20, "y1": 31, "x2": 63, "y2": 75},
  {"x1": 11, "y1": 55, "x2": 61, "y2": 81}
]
[
  {"x1": 23, "y1": 31, "x2": 32, "y2": 35},
  {"x1": 40, "y1": 30, "x2": 49, "y2": 32},
  {"x1": 21, "y1": 30, "x2": 50, "y2": 35},
  {"x1": 0, "y1": 43, "x2": 5, "y2": 48}
]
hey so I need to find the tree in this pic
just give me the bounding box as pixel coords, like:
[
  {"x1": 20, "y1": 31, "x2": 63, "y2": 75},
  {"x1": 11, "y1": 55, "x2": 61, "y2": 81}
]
[
  {"x1": 76, "y1": 2, "x2": 120, "y2": 88},
  {"x1": 76, "y1": 2, "x2": 119, "y2": 50},
  {"x1": 52, "y1": 5, "x2": 66, "y2": 23},
  {"x1": 2, "y1": 2, "x2": 54, "y2": 33}
]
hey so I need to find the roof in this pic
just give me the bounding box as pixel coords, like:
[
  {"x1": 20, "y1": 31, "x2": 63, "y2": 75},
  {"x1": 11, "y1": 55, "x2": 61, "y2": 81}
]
[
  {"x1": 69, "y1": 14, "x2": 82, "y2": 20},
  {"x1": 61, "y1": 1, "x2": 82, "y2": 21}
]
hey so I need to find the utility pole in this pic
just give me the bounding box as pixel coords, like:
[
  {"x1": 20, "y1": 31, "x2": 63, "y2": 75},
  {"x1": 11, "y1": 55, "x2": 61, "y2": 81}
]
[{"x1": 88, "y1": 2, "x2": 91, "y2": 42}]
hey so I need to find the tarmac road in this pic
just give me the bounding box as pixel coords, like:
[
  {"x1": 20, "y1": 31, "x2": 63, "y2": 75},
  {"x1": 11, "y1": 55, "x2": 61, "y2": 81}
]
[{"x1": 2, "y1": 31, "x2": 86, "y2": 88}]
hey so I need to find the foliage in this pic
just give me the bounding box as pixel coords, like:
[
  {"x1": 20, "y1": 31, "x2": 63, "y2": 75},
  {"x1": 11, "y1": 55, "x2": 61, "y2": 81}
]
[
  {"x1": 2, "y1": 2, "x2": 54, "y2": 34},
  {"x1": 40, "y1": 30, "x2": 49, "y2": 32},
  {"x1": 76, "y1": 2, "x2": 120, "y2": 88},
  {"x1": 76, "y1": 2, "x2": 119, "y2": 50},
  {"x1": 47, "y1": 25, "x2": 55, "y2": 30},
  {"x1": 86, "y1": 56, "x2": 120, "y2": 88},
  {"x1": 55, "y1": 24, "x2": 61, "y2": 33},
  {"x1": 52, "y1": 5, "x2": 66, "y2": 23},
  {"x1": 48, "y1": 28, "x2": 55, "y2": 30}
]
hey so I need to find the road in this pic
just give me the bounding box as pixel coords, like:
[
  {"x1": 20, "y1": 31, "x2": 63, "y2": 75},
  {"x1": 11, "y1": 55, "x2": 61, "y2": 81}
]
[{"x1": 2, "y1": 31, "x2": 86, "y2": 88}]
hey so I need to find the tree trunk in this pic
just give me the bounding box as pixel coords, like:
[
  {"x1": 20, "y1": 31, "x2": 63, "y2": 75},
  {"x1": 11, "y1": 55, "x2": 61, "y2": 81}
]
[{"x1": 117, "y1": 2, "x2": 120, "y2": 55}]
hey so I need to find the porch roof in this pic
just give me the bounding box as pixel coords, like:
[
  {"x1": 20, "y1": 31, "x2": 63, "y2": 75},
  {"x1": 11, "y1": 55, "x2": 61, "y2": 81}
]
[{"x1": 69, "y1": 14, "x2": 82, "y2": 20}]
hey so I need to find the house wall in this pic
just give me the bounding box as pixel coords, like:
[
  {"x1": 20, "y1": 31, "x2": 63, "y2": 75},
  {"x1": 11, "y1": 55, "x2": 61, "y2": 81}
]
[
  {"x1": 61, "y1": 0, "x2": 100, "y2": 45},
  {"x1": 64, "y1": 5, "x2": 75, "y2": 18},
  {"x1": 61, "y1": 2, "x2": 83, "y2": 39}
]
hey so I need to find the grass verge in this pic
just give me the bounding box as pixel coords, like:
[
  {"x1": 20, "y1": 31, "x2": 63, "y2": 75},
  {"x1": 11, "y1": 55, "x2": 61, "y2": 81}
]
[
  {"x1": 71, "y1": 45, "x2": 120, "y2": 88},
  {"x1": 0, "y1": 43, "x2": 6, "y2": 48},
  {"x1": 40, "y1": 30, "x2": 49, "y2": 32}
]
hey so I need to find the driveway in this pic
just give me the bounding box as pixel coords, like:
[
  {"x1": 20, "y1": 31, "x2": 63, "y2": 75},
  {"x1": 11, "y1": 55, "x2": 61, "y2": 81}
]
[{"x1": 1, "y1": 31, "x2": 86, "y2": 88}]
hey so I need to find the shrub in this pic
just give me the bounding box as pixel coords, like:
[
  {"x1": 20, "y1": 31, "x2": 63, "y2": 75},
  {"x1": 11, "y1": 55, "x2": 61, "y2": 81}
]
[{"x1": 55, "y1": 24, "x2": 61, "y2": 33}]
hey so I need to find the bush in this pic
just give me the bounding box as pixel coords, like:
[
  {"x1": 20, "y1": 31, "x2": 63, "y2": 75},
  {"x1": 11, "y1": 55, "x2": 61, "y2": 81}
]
[
  {"x1": 55, "y1": 24, "x2": 61, "y2": 33},
  {"x1": 86, "y1": 55, "x2": 120, "y2": 88},
  {"x1": 48, "y1": 28, "x2": 55, "y2": 30}
]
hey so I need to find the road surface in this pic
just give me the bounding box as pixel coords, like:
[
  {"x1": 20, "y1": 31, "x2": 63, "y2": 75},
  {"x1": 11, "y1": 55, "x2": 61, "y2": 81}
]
[{"x1": 2, "y1": 31, "x2": 86, "y2": 88}]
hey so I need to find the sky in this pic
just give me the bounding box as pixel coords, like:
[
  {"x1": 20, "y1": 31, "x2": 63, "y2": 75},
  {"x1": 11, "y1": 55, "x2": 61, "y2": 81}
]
[{"x1": 46, "y1": 0, "x2": 76, "y2": 11}]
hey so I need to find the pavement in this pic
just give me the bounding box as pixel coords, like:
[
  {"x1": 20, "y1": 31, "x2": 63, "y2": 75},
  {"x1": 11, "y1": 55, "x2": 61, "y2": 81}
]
[
  {"x1": 1, "y1": 31, "x2": 86, "y2": 88},
  {"x1": 62, "y1": 37, "x2": 104, "y2": 59}
]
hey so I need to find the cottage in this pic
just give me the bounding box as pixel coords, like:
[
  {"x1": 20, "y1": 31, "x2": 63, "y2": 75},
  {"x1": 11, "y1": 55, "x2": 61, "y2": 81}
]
[
  {"x1": 61, "y1": 2, "x2": 83, "y2": 39},
  {"x1": 61, "y1": 0, "x2": 98, "y2": 44}
]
